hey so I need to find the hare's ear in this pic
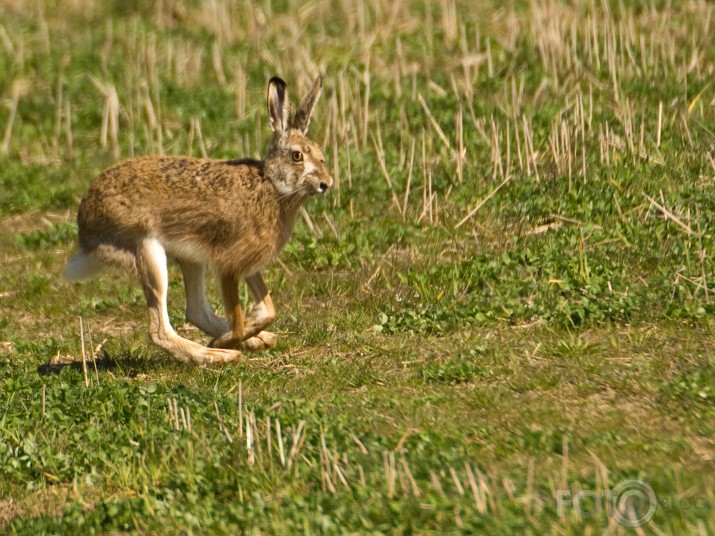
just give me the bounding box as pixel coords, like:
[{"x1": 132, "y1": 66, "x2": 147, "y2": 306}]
[
  {"x1": 291, "y1": 76, "x2": 323, "y2": 134},
  {"x1": 267, "y1": 77, "x2": 290, "y2": 134}
]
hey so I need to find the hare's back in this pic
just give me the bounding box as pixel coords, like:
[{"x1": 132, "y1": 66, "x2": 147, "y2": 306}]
[
  {"x1": 77, "y1": 156, "x2": 271, "y2": 254},
  {"x1": 85, "y1": 156, "x2": 217, "y2": 197},
  {"x1": 84, "y1": 156, "x2": 265, "y2": 199}
]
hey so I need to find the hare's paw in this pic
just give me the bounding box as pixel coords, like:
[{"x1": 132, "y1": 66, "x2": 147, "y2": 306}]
[
  {"x1": 210, "y1": 332, "x2": 241, "y2": 350},
  {"x1": 210, "y1": 329, "x2": 277, "y2": 352},
  {"x1": 241, "y1": 331, "x2": 277, "y2": 351},
  {"x1": 195, "y1": 346, "x2": 243, "y2": 364},
  {"x1": 257, "y1": 331, "x2": 278, "y2": 348},
  {"x1": 165, "y1": 336, "x2": 242, "y2": 364}
]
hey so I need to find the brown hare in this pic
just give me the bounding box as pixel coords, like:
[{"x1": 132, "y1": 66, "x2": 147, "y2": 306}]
[{"x1": 64, "y1": 76, "x2": 333, "y2": 364}]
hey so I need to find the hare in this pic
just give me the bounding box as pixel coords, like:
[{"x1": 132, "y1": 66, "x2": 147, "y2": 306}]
[{"x1": 64, "y1": 76, "x2": 333, "y2": 365}]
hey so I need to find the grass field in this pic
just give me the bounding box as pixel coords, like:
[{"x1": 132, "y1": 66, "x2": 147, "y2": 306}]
[{"x1": 1, "y1": 0, "x2": 714, "y2": 533}]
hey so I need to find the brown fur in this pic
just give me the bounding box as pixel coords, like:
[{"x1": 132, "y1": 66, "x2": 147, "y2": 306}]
[
  {"x1": 77, "y1": 154, "x2": 306, "y2": 277},
  {"x1": 65, "y1": 76, "x2": 332, "y2": 364}
]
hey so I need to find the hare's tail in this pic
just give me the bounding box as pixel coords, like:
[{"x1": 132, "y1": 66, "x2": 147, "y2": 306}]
[
  {"x1": 64, "y1": 251, "x2": 105, "y2": 280},
  {"x1": 65, "y1": 243, "x2": 140, "y2": 280}
]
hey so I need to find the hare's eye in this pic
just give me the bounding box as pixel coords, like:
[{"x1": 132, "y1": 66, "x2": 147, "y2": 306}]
[{"x1": 291, "y1": 151, "x2": 303, "y2": 162}]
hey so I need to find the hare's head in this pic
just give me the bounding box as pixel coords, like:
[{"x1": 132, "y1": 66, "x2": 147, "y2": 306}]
[{"x1": 264, "y1": 76, "x2": 334, "y2": 198}]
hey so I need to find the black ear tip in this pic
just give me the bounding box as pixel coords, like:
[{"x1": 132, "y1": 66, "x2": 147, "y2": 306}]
[
  {"x1": 316, "y1": 75, "x2": 323, "y2": 87},
  {"x1": 269, "y1": 76, "x2": 287, "y2": 89}
]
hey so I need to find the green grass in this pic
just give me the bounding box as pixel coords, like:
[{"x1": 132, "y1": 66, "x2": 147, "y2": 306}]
[{"x1": 1, "y1": 0, "x2": 714, "y2": 533}]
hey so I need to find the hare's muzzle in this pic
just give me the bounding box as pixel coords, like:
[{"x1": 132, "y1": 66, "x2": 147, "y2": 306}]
[{"x1": 317, "y1": 172, "x2": 334, "y2": 195}]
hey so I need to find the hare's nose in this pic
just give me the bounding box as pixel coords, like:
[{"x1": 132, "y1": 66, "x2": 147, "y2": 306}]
[{"x1": 317, "y1": 172, "x2": 334, "y2": 194}]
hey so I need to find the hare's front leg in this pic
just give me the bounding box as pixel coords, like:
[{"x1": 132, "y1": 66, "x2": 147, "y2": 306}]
[
  {"x1": 137, "y1": 239, "x2": 242, "y2": 364},
  {"x1": 179, "y1": 260, "x2": 229, "y2": 338},
  {"x1": 211, "y1": 272, "x2": 277, "y2": 350},
  {"x1": 243, "y1": 272, "x2": 278, "y2": 349}
]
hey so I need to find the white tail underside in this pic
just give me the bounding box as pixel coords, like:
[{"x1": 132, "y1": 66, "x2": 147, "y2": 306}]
[{"x1": 63, "y1": 252, "x2": 105, "y2": 280}]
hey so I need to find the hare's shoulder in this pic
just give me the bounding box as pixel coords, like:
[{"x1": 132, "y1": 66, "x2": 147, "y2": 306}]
[
  {"x1": 143, "y1": 156, "x2": 265, "y2": 188},
  {"x1": 198, "y1": 158, "x2": 268, "y2": 193},
  {"x1": 224, "y1": 157, "x2": 263, "y2": 170}
]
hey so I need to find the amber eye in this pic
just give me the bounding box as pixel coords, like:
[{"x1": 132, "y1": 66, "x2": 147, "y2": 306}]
[{"x1": 291, "y1": 151, "x2": 303, "y2": 162}]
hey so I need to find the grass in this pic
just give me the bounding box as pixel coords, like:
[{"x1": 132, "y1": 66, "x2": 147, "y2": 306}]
[{"x1": 1, "y1": 0, "x2": 714, "y2": 533}]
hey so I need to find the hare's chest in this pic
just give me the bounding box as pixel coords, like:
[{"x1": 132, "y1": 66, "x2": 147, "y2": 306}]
[
  {"x1": 222, "y1": 224, "x2": 282, "y2": 272},
  {"x1": 214, "y1": 200, "x2": 301, "y2": 274}
]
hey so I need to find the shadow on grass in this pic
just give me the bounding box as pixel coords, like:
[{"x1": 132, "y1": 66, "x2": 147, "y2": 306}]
[
  {"x1": 36, "y1": 349, "x2": 172, "y2": 377},
  {"x1": 37, "y1": 355, "x2": 118, "y2": 376}
]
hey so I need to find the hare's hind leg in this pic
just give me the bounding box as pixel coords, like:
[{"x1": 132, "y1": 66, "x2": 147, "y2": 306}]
[
  {"x1": 179, "y1": 260, "x2": 229, "y2": 338},
  {"x1": 137, "y1": 239, "x2": 241, "y2": 364},
  {"x1": 211, "y1": 272, "x2": 277, "y2": 350}
]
